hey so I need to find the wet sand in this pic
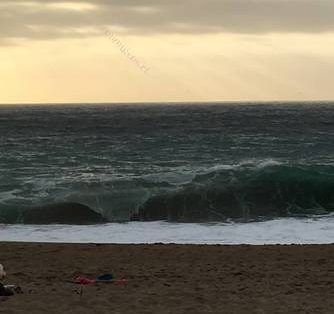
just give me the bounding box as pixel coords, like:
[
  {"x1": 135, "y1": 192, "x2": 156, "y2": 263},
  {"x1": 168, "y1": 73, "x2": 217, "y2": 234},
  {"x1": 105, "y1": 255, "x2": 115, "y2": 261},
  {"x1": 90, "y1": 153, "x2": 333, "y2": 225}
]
[{"x1": 0, "y1": 243, "x2": 333, "y2": 313}]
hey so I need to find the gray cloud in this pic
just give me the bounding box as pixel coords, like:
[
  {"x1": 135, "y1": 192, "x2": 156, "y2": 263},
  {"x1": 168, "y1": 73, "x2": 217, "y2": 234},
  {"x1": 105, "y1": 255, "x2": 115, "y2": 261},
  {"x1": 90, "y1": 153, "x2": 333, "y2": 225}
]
[{"x1": 0, "y1": 0, "x2": 333, "y2": 42}]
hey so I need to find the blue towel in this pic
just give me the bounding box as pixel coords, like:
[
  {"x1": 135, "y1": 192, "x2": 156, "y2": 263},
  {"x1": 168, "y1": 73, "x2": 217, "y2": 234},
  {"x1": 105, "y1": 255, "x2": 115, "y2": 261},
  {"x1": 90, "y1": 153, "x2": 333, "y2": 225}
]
[{"x1": 97, "y1": 273, "x2": 114, "y2": 281}]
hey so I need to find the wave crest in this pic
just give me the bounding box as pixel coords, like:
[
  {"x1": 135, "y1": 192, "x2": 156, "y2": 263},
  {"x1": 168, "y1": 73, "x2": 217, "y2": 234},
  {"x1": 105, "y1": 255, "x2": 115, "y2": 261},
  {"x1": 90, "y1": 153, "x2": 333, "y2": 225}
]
[
  {"x1": 1, "y1": 163, "x2": 334, "y2": 224},
  {"x1": 135, "y1": 164, "x2": 334, "y2": 221}
]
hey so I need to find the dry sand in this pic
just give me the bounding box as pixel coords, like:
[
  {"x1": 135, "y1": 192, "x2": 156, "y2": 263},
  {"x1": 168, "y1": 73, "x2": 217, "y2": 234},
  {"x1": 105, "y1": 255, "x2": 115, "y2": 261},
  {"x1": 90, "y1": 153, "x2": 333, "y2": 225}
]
[{"x1": 0, "y1": 243, "x2": 333, "y2": 314}]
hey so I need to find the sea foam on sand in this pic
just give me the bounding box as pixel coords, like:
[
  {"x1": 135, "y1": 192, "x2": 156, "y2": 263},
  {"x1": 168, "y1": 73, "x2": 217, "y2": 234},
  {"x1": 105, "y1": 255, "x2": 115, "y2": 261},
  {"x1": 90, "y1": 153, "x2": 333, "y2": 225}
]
[{"x1": 0, "y1": 216, "x2": 333, "y2": 244}]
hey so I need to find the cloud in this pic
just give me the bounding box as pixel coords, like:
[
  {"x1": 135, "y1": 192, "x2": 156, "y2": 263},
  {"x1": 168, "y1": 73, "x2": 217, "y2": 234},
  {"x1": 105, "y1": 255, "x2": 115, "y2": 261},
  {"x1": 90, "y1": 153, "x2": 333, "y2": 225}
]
[{"x1": 0, "y1": 0, "x2": 333, "y2": 43}]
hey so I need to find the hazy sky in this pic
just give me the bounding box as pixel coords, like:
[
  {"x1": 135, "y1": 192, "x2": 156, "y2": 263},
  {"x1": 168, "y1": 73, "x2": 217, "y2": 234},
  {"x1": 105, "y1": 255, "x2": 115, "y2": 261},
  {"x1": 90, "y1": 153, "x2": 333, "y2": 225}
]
[{"x1": 1, "y1": 0, "x2": 334, "y2": 103}]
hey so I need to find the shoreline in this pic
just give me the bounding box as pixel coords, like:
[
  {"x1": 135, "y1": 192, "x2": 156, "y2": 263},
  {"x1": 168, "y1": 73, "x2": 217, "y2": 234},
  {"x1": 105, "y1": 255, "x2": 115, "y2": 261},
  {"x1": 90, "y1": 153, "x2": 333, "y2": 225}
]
[
  {"x1": 1, "y1": 218, "x2": 334, "y2": 245},
  {"x1": 1, "y1": 242, "x2": 333, "y2": 313}
]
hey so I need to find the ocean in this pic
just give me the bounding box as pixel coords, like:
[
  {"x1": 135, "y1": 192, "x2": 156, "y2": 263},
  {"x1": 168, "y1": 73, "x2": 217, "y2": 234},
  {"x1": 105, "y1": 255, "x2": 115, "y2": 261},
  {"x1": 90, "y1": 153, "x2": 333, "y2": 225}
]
[{"x1": 1, "y1": 102, "x2": 334, "y2": 244}]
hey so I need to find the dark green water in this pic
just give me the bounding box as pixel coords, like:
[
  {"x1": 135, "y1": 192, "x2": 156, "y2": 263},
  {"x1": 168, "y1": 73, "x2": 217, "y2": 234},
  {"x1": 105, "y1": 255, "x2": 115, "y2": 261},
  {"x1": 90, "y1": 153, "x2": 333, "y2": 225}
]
[{"x1": 0, "y1": 102, "x2": 334, "y2": 223}]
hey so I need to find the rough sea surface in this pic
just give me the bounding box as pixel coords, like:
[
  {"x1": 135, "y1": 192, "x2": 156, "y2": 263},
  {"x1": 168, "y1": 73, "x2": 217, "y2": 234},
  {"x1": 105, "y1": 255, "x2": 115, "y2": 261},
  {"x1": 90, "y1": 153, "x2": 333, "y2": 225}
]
[{"x1": 0, "y1": 102, "x2": 333, "y2": 243}]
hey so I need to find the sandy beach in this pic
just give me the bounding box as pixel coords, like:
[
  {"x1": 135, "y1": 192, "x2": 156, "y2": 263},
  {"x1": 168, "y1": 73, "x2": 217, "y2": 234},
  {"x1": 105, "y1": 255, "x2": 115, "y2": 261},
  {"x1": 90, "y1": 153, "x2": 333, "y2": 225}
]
[{"x1": 0, "y1": 243, "x2": 333, "y2": 313}]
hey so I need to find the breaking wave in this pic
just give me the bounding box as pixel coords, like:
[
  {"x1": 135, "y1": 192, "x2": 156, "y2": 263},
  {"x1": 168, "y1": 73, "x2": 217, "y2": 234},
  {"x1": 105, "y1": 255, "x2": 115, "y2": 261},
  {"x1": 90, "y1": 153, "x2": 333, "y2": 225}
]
[{"x1": 1, "y1": 162, "x2": 334, "y2": 224}]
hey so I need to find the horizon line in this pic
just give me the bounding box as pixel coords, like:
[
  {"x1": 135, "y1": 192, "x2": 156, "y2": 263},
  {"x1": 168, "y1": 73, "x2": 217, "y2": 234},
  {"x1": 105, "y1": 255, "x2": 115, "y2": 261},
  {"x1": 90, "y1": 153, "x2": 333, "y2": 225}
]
[{"x1": 0, "y1": 100, "x2": 333, "y2": 106}]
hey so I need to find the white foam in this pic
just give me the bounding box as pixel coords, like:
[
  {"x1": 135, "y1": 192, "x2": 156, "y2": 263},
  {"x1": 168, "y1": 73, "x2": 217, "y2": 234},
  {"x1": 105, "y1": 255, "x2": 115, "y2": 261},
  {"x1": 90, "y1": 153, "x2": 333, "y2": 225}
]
[{"x1": 0, "y1": 217, "x2": 333, "y2": 245}]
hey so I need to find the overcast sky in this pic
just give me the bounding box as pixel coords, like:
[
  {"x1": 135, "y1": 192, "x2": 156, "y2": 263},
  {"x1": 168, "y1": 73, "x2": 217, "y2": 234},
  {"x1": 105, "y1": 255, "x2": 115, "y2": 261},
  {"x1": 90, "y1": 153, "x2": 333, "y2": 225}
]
[{"x1": 1, "y1": 0, "x2": 334, "y2": 103}]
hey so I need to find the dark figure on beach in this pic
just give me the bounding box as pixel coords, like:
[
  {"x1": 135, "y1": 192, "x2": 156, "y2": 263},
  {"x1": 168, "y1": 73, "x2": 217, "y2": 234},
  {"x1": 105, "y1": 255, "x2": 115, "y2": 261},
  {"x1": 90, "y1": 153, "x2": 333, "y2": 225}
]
[
  {"x1": 0, "y1": 283, "x2": 14, "y2": 296},
  {"x1": 0, "y1": 264, "x2": 14, "y2": 296}
]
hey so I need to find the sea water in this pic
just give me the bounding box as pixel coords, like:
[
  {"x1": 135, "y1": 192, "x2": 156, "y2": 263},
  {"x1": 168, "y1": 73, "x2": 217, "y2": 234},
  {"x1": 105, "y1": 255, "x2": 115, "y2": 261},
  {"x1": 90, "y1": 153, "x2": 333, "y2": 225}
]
[{"x1": 1, "y1": 102, "x2": 333, "y2": 244}]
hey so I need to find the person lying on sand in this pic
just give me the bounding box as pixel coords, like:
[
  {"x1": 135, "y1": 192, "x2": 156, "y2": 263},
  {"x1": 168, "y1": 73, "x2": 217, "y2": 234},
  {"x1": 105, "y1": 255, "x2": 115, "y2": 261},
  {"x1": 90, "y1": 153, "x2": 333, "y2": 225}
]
[{"x1": 0, "y1": 264, "x2": 14, "y2": 296}]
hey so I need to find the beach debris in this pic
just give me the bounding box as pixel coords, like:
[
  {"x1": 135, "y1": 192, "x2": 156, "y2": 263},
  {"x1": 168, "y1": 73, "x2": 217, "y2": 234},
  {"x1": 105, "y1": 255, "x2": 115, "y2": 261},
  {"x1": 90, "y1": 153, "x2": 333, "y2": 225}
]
[
  {"x1": 14, "y1": 286, "x2": 24, "y2": 294},
  {"x1": 97, "y1": 273, "x2": 114, "y2": 281},
  {"x1": 74, "y1": 286, "x2": 84, "y2": 299},
  {"x1": 74, "y1": 276, "x2": 96, "y2": 285},
  {"x1": 114, "y1": 279, "x2": 129, "y2": 285},
  {"x1": 74, "y1": 273, "x2": 128, "y2": 285},
  {"x1": 3, "y1": 285, "x2": 23, "y2": 295},
  {"x1": 0, "y1": 284, "x2": 14, "y2": 296}
]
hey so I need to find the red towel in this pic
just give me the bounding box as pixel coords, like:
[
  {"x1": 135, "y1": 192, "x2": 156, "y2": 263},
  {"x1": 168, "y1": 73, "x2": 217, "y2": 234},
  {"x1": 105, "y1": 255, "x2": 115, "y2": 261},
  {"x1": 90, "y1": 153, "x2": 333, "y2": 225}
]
[{"x1": 74, "y1": 276, "x2": 96, "y2": 285}]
